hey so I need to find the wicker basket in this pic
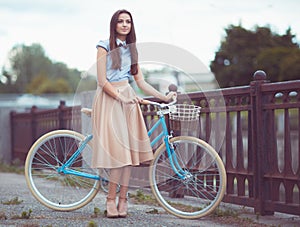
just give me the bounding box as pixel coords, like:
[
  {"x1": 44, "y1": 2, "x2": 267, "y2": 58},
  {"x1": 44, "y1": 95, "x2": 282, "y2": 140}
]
[{"x1": 169, "y1": 104, "x2": 201, "y2": 132}]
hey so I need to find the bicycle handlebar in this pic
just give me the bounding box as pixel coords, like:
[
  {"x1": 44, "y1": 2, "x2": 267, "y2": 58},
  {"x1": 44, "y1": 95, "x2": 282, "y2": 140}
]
[
  {"x1": 140, "y1": 96, "x2": 177, "y2": 108},
  {"x1": 81, "y1": 96, "x2": 177, "y2": 117}
]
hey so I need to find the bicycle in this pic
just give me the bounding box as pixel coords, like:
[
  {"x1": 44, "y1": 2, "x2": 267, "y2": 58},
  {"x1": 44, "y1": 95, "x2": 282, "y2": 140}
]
[{"x1": 24, "y1": 98, "x2": 226, "y2": 219}]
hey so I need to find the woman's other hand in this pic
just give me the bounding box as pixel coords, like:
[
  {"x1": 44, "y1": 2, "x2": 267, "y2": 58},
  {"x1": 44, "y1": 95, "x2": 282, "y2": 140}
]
[{"x1": 118, "y1": 94, "x2": 138, "y2": 104}]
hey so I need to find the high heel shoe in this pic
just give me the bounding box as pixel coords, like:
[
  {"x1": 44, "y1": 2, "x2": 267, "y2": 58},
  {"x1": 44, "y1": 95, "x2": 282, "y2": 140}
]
[
  {"x1": 106, "y1": 198, "x2": 118, "y2": 218},
  {"x1": 118, "y1": 197, "x2": 128, "y2": 218}
]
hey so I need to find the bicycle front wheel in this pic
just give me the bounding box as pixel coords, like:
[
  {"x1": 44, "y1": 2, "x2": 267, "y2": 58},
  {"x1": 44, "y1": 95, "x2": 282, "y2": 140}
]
[
  {"x1": 24, "y1": 130, "x2": 100, "y2": 211},
  {"x1": 149, "y1": 136, "x2": 226, "y2": 219}
]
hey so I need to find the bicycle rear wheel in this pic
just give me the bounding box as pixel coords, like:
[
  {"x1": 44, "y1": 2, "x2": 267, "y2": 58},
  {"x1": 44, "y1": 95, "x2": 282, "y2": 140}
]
[
  {"x1": 25, "y1": 130, "x2": 100, "y2": 211},
  {"x1": 149, "y1": 136, "x2": 226, "y2": 219}
]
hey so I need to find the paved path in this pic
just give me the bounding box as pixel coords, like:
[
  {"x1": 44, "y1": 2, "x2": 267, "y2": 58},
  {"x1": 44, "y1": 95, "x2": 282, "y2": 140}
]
[{"x1": 0, "y1": 172, "x2": 299, "y2": 227}]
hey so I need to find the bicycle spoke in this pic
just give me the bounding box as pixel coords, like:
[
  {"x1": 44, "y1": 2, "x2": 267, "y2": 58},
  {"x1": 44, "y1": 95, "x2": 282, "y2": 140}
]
[
  {"x1": 150, "y1": 137, "x2": 226, "y2": 219},
  {"x1": 25, "y1": 130, "x2": 100, "y2": 211}
]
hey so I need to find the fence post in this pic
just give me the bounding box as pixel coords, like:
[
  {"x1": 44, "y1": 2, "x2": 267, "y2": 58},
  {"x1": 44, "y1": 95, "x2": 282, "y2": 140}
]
[
  {"x1": 58, "y1": 100, "x2": 66, "y2": 129},
  {"x1": 10, "y1": 111, "x2": 16, "y2": 163},
  {"x1": 31, "y1": 106, "x2": 37, "y2": 144},
  {"x1": 250, "y1": 70, "x2": 274, "y2": 215}
]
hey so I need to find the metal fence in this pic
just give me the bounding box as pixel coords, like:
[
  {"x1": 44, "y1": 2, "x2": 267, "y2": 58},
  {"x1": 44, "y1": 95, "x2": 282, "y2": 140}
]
[
  {"x1": 10, "y1": 101, "x2": 81, "y2": 162},
  {"x1": 10, "y1": 71, "x2": 300, "y2": 215}
]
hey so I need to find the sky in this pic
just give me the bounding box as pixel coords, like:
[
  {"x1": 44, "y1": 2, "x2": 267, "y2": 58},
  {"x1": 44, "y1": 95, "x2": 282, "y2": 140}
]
[{"x1": 0, "y1": 0, "x2": 299, "y2": 73}]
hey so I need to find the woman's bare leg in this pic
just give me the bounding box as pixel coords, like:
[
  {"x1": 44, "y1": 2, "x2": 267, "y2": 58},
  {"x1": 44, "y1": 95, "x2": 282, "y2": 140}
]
[
  {"x1": 108, "y1": 168, "x2": 122, "y2": 198},
  {"x1": 118, "y1": 166, "x2": 131, "y2": 217},
  {"x1": 119, "y1": 166, "x2": 131, "y2": 196},
  {"x1": 106, "y1": 168, "x2": 122, "y2": 218}
]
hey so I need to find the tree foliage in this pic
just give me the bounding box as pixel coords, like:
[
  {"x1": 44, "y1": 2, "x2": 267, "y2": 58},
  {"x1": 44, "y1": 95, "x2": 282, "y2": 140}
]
[
  {"x1": 0, "y1": 43, "x2": 95, "y2": 94},
  {"x1": 210, "y1": 25, "x2": 300, "y2": 87},
  {"x1": 8, "y1": 43, "x2": 52, "y2": 92}
]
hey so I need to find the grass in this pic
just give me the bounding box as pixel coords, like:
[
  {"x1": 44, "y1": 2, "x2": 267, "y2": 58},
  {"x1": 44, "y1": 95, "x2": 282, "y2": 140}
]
[
  {"x1": 87, "y1": 220, "x2": 98, "y2": 227},
  {"x1": 210, "y1": 206, "x2": 274, "y2": 227},
  {"x1": 212, "y1": 207, "x2": 239, "y2": 218},
  {"x1": 1, "y1": 197, "x2": 23, "y2": 205},
  {"x1": 21, "y1": 209, "x2": 32, "y2": 219},
  {"x1": 0, "y1": 211, "x2": 7, "y2": 220},
  {"x1": 146, "y1": 208, "x2": 159, "y2": 214},
  {"x1": 130, "y1": 190, "x2": 271, "y2": 226},
  {"x1": 129, "y1": 189, "x2": 158, "y2": 206},
  {"x1": 0, "y1": 159, "x2": 24, "y2": 174},
  {"x1": 129, "y1": 189, "x2": 202, "y2": 213},
  {"x1": 11, "y1": 209, "x2": 32, "y2": 220},
  {"x1": 90, "y1": 207, "x2": 101, "y2": 218}
]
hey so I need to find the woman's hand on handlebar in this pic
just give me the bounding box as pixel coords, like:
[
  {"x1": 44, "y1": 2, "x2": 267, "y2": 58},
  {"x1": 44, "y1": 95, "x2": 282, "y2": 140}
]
[
  {"x1": 136, "y1": 96, "x2": 145, "y2": 104},
  {"x1": 139, "y1": 92, "x2": 177, "y2": 106},
  {"x1": 164, "y1": 91, "x2": 177, "y2": 102}
]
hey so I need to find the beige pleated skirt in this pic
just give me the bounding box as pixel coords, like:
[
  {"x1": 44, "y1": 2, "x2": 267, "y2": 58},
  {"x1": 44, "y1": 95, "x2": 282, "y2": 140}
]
[{"x1": 91, "y1": 80, "x2": 153, "y2": 169}]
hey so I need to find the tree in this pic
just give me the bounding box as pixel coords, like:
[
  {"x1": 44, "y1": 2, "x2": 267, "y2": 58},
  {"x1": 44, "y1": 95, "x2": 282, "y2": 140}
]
[
  {"x1": 1, "y1": 43, "x2": 83, "y2": 94},
  {"x1": 75, "y1": 75, "x2": 97, "y2": 93},
  {"x1": 8, "y1": 43, "x2": 52, "y2": 93},
  {"x1": 210, "y1": 25, "x2": 299, "y2": 87},
  {"x1": 53, "y1": 78, "x2": 72, "y2": 93},
  {"x1": 256, "y1": 47, "x2": 292, "y2": 82},
  {"x1": 26, "y1": 73, "x2": 73, "y2": 94},
  {"x1": 25, "y1": 73, "x2": 49, "y2": 94},
  {"x1": 0, "y1": 67, "x2": 16, "y2": 93},
  {"x1": 278, "y1": 48, "x2": 300, "y2": 81}
]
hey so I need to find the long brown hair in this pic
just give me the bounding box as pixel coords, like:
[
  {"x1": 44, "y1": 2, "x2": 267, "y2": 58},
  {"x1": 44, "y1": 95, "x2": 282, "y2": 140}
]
[{"x1": 109, "y1": 9, "x2": 138, "y2": 75}]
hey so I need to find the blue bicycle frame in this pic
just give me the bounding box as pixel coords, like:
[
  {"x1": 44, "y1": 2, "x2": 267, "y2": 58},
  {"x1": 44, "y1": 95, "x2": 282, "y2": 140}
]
[
  {"x1": 57, "y1": 107, "x2": 187, "y2": 180},
  {"x1": 147, "y1": 112, "x2": 187, "y2": 179},
  {"x1": 56, "y1": 134, "x2": 100, "y2": 180}
]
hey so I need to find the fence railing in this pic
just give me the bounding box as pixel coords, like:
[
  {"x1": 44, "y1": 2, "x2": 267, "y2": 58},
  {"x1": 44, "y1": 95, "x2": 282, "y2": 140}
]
[
  {"x1": 10, "y1": 71, "x2": 300, "y2": 216},
  {"x1": 10, "y1": 101, "x2": 81, "y2": 162}
]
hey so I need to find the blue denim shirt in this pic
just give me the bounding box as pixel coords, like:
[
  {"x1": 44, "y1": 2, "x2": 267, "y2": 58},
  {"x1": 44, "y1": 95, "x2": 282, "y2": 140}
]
[{"x1": 96, "y1": 39, "x2": 132, "y2": 82}]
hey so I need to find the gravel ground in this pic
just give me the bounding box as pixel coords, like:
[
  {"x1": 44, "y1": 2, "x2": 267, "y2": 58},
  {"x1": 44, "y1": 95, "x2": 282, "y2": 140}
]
[{"x1": 0, "y1": 172, "x2": 299, "y2": 227}]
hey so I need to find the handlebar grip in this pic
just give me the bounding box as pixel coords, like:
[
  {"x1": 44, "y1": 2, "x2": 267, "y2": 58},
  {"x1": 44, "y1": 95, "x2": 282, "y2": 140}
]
[{"x1": 140, "y1": 99, "x2": 152, "y2": 105}]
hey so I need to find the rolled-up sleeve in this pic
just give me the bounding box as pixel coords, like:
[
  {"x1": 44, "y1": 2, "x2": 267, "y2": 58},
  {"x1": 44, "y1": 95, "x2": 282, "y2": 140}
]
[{"x1": 96, "y1": 40, "x2": 109, "y2": 52}]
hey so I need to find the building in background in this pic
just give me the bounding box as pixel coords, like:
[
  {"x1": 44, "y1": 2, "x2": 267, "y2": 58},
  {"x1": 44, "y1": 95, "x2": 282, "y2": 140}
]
[{"x1": 141, "y1": 66, "x2": 218, "y2": 95}]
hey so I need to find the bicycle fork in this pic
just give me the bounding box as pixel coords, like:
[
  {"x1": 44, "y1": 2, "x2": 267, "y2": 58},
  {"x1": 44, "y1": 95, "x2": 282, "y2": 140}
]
[
  {"x1": 165, "y1": 136, "x2": 193, "y2": 182},
  {"x1": 149, "y1": 114, "x2": 192, "y2": 182}
]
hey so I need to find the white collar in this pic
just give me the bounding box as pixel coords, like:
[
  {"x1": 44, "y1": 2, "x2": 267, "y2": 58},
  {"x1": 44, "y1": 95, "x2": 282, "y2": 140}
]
[{"x1": 116, "y1": 38, "x2": 126, "y2": 46}]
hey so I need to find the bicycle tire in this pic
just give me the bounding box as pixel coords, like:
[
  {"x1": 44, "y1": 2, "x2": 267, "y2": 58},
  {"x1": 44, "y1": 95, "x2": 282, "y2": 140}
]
[
  {"x1": 149, "y1": 136, "x2": 226, "y2": 219},
  {"x1": 24, "y1": 130, "x2": 100, "y2": 211}
]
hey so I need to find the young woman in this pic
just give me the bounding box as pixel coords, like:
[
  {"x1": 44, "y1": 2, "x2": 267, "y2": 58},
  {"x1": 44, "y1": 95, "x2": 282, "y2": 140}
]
[{"x1": 91, "y1": 9, "x2": 176, "y2": 218}]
